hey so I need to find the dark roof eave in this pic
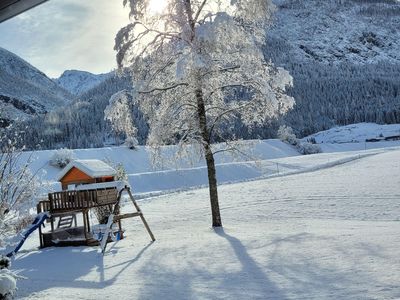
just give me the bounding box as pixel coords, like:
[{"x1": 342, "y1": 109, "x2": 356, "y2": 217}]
[{"x1": 0, "y1": 0, "x2": 48, "y2": 23}]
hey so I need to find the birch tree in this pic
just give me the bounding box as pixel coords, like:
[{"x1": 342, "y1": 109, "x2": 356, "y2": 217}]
[{"x1": 114, "y1": 0, "x2": 295, "y2": 227}]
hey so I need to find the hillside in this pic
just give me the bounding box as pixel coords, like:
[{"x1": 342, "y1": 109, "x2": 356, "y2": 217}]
[
  {"x1": 0, "y1": 47, "x2": 73, "y2": 125},
  {"x1": 17, "y1": 129, "x2": 400, "y2": 195},
  {"x1": 266, "y1": 0, "x2": 400, "y2": 136},
  {"x1": 14, "y1": 73, "x2": 142, "y2": 150},
  {"x1": 269, "y1": 0, "x2": 400, "y2": 64}
]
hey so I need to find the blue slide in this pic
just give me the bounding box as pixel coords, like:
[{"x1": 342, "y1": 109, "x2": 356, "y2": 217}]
[{"x1": 6, "y1": 213, "x2": 50, "y2": 258}]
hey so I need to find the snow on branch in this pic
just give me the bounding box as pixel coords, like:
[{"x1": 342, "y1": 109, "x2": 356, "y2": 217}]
[{"x1": 114, "y1": 0, "x2": 294, "y2": 149}]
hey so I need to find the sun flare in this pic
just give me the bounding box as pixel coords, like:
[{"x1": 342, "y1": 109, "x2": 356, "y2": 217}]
[{"x1": 148, "y1": 0, "x2": 168, "y2": 15}]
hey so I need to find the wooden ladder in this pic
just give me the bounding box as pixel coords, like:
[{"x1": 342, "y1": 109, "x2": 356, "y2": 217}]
[
  {"x1": 100, "y1": 186, "x2": 155, "y2": 254},
  {"x1": 57, "y1": 214, "x2": 77, "y2": 229}
]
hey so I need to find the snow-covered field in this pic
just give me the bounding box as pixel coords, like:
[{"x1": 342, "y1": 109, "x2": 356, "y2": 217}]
[
  {"x1": 21, "y1": 131, "x2": 400, "y2": 196},
  {"x1": 7, "y1": 144, "x2": 400, "y2": 299},
  {"x1": 22, "y1": 139, "x2": 301, "y2": 195}
]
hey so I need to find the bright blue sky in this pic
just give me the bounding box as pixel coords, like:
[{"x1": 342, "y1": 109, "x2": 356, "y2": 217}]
[{"x1": 0, "y1": 0, "x2": 129, "y2": 78}]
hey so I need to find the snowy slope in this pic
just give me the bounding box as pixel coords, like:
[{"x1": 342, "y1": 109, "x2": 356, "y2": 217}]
[
  {"x1": 9, "y1": 148, "x2": 400, "y2": 299},
  {"x1": 0, "y1": 47, "x2": 73, "y2": 123},
  {"x1": 304, "y1": 123, "x2": 400, "y2": 143},
  {"x1": 55, "y1": 70, "x2": 112, "y2": 96},
  {"x1": 268, "y1": 0, "x2": 400, "y2": 64},
  {"x1": 19, "y1": 136, "x2": 400, "y2": 195},
  {"x1": 23, "y1": 139, "x2": 301, "y2": 194}
]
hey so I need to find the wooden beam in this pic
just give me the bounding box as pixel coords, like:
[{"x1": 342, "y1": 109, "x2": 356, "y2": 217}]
[
  {"x1": 126, "y1": 188, "x2": 155, "y2": 242},
  {"x1": 113, "y1": 212, "x2": 141, "y2": 221},
  {"x1": 82, "y1": 210, "x2": 88, "y2": 240}
]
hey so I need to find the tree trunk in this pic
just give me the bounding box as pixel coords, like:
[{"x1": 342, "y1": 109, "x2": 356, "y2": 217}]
[
  {"x1": 204, "y1": 143, "x2": 222, "y2": 227},
  {"x1": 183, "y1": 0, "x2": 221, "y2": 226},
  {"x1": 195, "y1": 87, "x2": 222, "y2": 227}
]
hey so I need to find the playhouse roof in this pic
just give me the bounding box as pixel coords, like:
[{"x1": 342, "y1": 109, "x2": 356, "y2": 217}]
[{"x1": 57, "y1": 159, "x2": 117, "y2": 181}]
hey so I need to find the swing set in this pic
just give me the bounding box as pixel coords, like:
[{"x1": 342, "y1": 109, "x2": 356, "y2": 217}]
[{"x1": 36, "y1": 183, "x2": 155, "y2": 254}]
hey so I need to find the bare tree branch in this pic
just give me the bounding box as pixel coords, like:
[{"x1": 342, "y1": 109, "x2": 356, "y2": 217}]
[{"x1": 139, "y1": 82, "x2": 189, "y2": 94}]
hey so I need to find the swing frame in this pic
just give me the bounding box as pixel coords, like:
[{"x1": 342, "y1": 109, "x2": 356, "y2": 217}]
[
  {"x1": 36, "y1": 184, "x2": 155, "y2": 249},
  {"x1": 100, "y1": 186, "x2": 155, "y2": 254}
]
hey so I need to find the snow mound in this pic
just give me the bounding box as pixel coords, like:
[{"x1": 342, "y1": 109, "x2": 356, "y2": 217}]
[{"x1": 0, "y1": 271, "x2": 16, "y2": 299}]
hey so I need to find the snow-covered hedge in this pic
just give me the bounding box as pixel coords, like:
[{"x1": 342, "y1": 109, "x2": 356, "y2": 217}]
[
  {"x1": 278, "y1": 125, "x2": 322, "y2": 155},
  {"x1": 124, "y1": 136, "x2": 138, "y2": 150},
  {"x1": 297, "y1": 142, "x2": 322, "y2": 155},
  {"x1": 49, "y1": 148, "x2": 74, "y2": 168},
  {"x1": 277, "y1": 125, "x2": 299, "y2": 146}
]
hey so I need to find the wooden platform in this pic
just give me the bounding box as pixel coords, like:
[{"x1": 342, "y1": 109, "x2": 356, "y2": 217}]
[
  {"x1": 41, "y1": 226, "x2": 123, "y2": 248},
  {"x1": 41, "y1": 226, "x2": 98, "y2": 247}
]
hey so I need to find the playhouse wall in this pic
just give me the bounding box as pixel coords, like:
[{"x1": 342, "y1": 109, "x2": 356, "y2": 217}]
[
  {"x1": 60, "y1": 167, "x2": 115, "y2": 190},
  {"x1": 61, "y1": 167, "x2": 95, "y2": 190}
]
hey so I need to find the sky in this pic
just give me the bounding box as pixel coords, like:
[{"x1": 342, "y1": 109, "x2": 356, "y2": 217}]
[{"x1": 0, "y1": 0, "x2": 130, "y2": 78}]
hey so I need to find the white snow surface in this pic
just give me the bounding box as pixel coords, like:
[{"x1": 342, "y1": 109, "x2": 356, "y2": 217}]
[
  {"x1": 8, "y1": 147, "x2": 400, "y2": 299},
  {"x1": 74, "y1": 181, "x2": 128, "y2": 192},
  {"x1": 304, "y1": 123, "x2": 400, "y2": 144},
  {"x1": 24, "y1": 139, "x2": 301, "y2": 195},
  {"x1": 20, "y1": 135, "x2": 400, "y2": 197}
]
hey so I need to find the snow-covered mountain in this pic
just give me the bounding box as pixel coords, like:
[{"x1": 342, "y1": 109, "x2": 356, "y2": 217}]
[
  {"x1": 268, "y1": 0, "x2": 400, "y2": 65},
  {"x1": 0, "y1": 47, "x2": 73, "y2": 125},
  {"x1": 55, "y1": 70, "x2": 112, "y2": 96},
  {"x1": 3, "y1": 0, "x2": 400, "y2": 147},
  {"x1": 264, "y1": 0, "x2": 400, "y2": 137}
]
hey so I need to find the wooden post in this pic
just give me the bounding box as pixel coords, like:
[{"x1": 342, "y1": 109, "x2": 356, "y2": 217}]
[
  {"x1": 101, "y1": 186, "x2": 155, "y2": 254},
  {"x1": 48, "y1": 193, "x2": 55, "y2": 233},
  {"x1": 126, "y1": 187, "x2": 155, "y2": 241},
  {"x1": 38, "y1": 222, "x2": 43, "y2": 248},
  {"x1": 36, "y1": 203, "x2": 43, "y2": 248},
  {"x1": 86, "y1": 210, "x2": 91, "y2": 233},
  {"x1": 118, "y1": 219, "x2": 123, "y2": 239},
  {"x1": 83, "y1": 210, "x2": 88, "y2": 240}
]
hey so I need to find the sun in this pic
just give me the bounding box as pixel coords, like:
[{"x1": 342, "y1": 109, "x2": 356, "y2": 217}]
[{"x1": 148, "y1": 0, "x2": 168, "y2": 15}]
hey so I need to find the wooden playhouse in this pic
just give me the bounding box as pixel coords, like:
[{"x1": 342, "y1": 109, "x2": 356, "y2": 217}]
[
  {"x1": 57, "y1": 159, "x2": 116, "y2": 190},
  {"x1": 36, "y1": 159, "x2": 154, "y2": 250}
]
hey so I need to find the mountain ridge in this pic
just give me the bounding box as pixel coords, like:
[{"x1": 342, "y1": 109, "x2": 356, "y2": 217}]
[
  {"x1": 2, "y1": 0, "x2": 400, "y2": 148},
  {"x1": 0, "y1": 47, "x2": 73, "y2": 125},
  {"x1": 55, "y1": 69, "x2": 112, "y2": 96}
]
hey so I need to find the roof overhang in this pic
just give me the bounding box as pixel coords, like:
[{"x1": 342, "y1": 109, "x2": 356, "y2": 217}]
[{"x1": 0, "y1": 0, "x2": 48, "y2": 23}]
